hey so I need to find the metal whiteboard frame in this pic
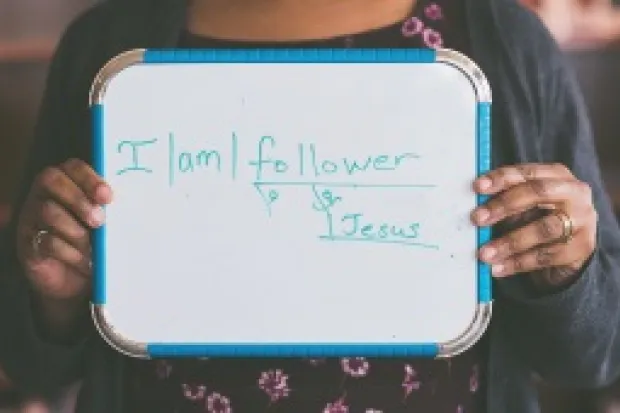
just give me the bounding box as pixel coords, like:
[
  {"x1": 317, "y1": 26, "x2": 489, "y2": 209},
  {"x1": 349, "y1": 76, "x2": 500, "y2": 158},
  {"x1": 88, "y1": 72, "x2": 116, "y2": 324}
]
[{"x1": 89, "y1": 48, "x2": 493, "y2": 360}]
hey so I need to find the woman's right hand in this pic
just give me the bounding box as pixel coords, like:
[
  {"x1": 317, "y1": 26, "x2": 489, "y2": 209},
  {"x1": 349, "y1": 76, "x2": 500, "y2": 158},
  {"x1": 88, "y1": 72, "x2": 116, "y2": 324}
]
[{"x1": 16, "y1": 159, "x2": 112, "y2": 304}]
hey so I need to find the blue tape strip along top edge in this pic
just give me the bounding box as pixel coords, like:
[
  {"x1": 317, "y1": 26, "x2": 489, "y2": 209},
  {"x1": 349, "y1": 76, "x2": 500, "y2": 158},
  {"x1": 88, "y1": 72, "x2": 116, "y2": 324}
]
[
  {"x1": 143, "y1": 48, "x2": 437, "y2": 63},
  {"x1": 477, "y1": 102, "x2": 492, "y2": 303},
  {"x1": 92, "y1": 104, "x2": 106, "y2": 305},
  {"x1": 147, "y1": 344, "x2": 440, "y2": 358}
]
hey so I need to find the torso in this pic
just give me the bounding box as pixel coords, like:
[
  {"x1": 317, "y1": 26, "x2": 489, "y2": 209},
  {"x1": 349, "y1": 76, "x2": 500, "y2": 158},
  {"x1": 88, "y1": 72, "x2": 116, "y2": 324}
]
[{"x1": 125, "y1": 1, "x2": 486, "y2": 412}]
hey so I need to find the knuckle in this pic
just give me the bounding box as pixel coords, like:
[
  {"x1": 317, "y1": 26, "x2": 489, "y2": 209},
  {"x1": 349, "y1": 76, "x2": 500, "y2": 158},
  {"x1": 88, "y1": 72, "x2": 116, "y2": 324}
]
[
  {"x1": 492, "y1": 167, "x2": 509, "y2": 183},
  {"x1": 536, "y1": 247, "x2": 555, "y2": 267},
  {"x1": 36, "y1": 167, "x2": 63, "y2": 190},
  {"x1": 487, "y1": 197, "x2": 506, "y2": 215},
  {"x1": 576, "y1": 181, "x2": 593, "y2": 199},
  {"x1": 552, "y1": 163, "x2": 570, "y2": 175},
  {"x1": 62, "y1": 158, "x2": 85, "y2": 174},
  {"x1": 512, "y1": 256, "x2": 524, "y2": 272},
  {"x1": 504, "y1": 234, "x2": 520, "y2": 254},
  {"x1": 68, "y1": 222, "x2": 89, "y2": 241},
  {"x1": 517, "y1": 164, "x2": 536, "y2": 180},
  {"x1": 538, "y1": 215, "x2": 559, "y2": 240},
  {"x1": 529, "y1": 179, "x2": 548, "y2": 197},
  {"x1": 39, "y1": 200, "x2": 59, "y2": 224}
]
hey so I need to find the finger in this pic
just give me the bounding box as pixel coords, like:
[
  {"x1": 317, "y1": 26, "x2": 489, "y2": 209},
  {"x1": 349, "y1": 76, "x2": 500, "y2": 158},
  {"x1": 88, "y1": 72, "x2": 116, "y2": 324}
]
[
  {"x1": 472, "y1": 178, "x2": 581, "y2": 226},
  {"x1": 35, "y1": 231, "x2": 91, "y2": 276},
  {"x1": 490, "y1": 238, "x2": 588, "y2": 277},
  {"x1": 479, "y1": 212, "x2": 568, "y2": 263},
  {"x1": 60, "y1": 158, "x2": 112, "y2": 205},
  {"x1": 37, "y1": 199, "x2": 90, "y2": 253},
  {"x1": 35, "y1": 166, "x2": 103, "y2": 228},
  {"x1": 474, "y1": 163, "x2": 573, "y2": 195}
]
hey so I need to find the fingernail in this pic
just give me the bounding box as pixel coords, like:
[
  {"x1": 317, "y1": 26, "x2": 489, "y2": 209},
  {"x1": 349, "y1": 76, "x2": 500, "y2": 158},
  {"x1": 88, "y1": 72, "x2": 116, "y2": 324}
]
[
  {"x1": 95, "y1": 184, "x2": 113, "y2": 204},
  {"x1": 481, "y1": 246, "x2": 497, "y2": 261},
  {"x1": 90, "y1": 206, "x2": 105, "y2": 226},
  {"x1": 477, "y1": 177, "x2": 492, "y2": 191},
  {"x1": 492, "y1": 264, "x2": 505, "y2": 276},
  {"x1": 473, "y1": 208, "x2": 490, "y2": 224}
]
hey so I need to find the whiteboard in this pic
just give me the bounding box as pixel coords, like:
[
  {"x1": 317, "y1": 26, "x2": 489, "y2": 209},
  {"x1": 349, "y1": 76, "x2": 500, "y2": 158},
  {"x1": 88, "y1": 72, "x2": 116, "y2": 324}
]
[{"x1": 90, "y1": 49, "x2": 492, "y2": 359}]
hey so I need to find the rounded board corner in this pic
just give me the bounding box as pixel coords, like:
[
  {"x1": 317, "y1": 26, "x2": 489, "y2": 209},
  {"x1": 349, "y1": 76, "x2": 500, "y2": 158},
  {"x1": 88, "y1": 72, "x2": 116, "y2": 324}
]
[
  {"x1": 89, "y1": 48, "x2": 147, "y2": 107},
  {"x1": 437, "y1": 301, "x2": 492, "y2": 358},
  {"x1": 435, "y1": 48, "x2": 492, "y2": 104},
  {"x1": 91, "y1": 303, "x2": 150, "y2": 359}
]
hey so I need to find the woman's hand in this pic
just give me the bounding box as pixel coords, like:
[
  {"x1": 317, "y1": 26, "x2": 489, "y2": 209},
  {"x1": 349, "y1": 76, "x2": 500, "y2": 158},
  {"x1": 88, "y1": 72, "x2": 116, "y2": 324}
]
[
  {"x1": 16, "y1": 159, "x2": 112, "y2": 335},
  {"x1": 472, "y1": 163, "x2": 598, "y2": 286}
]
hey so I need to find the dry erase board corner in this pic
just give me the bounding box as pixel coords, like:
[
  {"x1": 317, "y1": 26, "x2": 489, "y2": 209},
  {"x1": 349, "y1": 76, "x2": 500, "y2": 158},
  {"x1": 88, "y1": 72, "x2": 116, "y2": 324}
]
[
  {"x1": 438, "y1": 301, "x2": 492, "y2": 358},
  {"x1": 89, "y1": 48, "x2": 146, "y2": 106},
  {"x1": 436, "y1": 49, "x2": 492, "y2": 103},
  {"x1": 142, "y1": 48, "x2": 436, "y2": 63},
  {"x1": 145, "y1": 344, "x2": 440, "y2": 358},
  {"x1": 91, "y1": 304, "x2": 150, "y2": 358}
]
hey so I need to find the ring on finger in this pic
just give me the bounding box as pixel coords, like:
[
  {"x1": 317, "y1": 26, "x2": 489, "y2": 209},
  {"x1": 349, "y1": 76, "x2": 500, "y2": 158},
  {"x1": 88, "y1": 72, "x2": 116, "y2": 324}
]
[
  {"x1": 31, "y1": 229, "x2": 49, "y2": 257},
  {"x1": 552, "y1": 210, "x2": 574, "y2": 243}
]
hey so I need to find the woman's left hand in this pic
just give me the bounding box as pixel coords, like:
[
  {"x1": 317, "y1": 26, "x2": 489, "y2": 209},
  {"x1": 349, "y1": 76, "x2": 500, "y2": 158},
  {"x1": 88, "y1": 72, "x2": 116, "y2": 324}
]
[{"x1": 471, "y1": 163, "x2": 598, "y2": 282}]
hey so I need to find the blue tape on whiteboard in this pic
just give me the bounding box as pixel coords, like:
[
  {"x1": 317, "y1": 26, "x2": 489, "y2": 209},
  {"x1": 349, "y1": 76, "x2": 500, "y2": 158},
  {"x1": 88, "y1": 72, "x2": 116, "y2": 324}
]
[
  {"x1": 147, "y1": 343, "x2": 440, "y2": 358},
  {"x1": 143, "y1": 48, "x2": 437, "y2": 64},
  {"x1": 92, "y1": 104, "x2": 106, "y2": 305},
  {"x1": 476, "y1": 102, "x2": 492, "y2": 303}
]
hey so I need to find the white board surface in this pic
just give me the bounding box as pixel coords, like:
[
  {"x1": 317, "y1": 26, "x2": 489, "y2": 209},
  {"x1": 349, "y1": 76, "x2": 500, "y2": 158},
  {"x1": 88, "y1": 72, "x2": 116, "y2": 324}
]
[{"x1": 91, "y1": 49, "x2": 492, "y2": 359}]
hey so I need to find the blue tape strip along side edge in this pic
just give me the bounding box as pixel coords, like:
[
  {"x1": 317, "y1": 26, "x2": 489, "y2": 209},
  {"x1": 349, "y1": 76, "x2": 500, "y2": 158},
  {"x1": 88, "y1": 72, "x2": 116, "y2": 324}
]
[
  {"x1": 477, "y1": 102, "x2": 492, "y2": 303},
  {"x1": 92, "y1": 104, "x2": 106, "y2": 305},
  {"x1": 143, "y1": 48, "x2": 437, "y2": 63},
  {"x1": 147, "y1": 344, "x2": 440, "y2": 358}
]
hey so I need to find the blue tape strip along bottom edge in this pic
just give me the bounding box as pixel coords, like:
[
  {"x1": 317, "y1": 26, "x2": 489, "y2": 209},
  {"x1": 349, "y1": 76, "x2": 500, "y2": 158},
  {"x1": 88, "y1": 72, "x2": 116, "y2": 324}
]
[{"x1": 146, "y1": 344, "x2": 440, "y2": 358}]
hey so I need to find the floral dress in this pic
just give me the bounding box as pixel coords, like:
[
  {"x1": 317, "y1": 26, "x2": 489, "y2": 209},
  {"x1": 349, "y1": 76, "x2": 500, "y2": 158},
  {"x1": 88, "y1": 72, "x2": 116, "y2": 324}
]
[{"x1": 125, "y1": 1, "x2": 487, "y2": 412}]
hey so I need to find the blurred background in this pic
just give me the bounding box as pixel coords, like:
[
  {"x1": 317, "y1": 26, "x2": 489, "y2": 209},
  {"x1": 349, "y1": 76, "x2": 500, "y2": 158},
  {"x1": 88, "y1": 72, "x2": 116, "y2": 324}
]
[{"x1": 0, "y1": 0, "x2": 619, "y2": 412}]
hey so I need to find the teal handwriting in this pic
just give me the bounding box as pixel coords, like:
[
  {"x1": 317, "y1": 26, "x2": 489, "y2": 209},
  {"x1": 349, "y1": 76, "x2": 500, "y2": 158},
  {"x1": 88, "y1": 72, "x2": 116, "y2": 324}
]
[{"x1": 116, "y1": 139, "x2": 157, "y2": 175}]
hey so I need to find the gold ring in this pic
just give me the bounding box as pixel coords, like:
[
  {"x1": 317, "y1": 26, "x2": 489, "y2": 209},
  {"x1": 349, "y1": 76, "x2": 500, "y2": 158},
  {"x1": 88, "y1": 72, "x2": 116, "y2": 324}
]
[
  {"x1": 31, "y1": 229, "x2": 49, "y2": 257},
  {"x1": 553, "y1": 210, "x2": 574, "y2": 243}
]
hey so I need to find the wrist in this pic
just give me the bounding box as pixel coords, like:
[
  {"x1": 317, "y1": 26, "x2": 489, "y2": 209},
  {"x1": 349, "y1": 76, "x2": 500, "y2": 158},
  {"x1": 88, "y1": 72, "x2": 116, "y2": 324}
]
[{"x1": 528, "y1": 258, "x2": 588, "y2": 296}]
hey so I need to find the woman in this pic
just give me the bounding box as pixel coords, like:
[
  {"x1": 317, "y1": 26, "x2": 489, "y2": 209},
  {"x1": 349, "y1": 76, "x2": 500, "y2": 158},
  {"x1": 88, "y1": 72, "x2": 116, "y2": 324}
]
[{"x1": 1, "y1": 0, "x2": 619, "y2": 412}]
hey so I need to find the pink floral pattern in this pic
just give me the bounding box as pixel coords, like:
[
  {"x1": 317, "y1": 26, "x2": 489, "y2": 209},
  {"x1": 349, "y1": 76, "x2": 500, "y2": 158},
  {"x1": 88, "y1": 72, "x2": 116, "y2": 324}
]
[
  {"x1": 402, "y1": 364, "x2": 422, "y2": 399},
  {"x1": 323, "y1": 399, "x2": 349, "y2": 413},
  {"x1": 182, "y1": 383, "x2": 207, "y2": 401},
  {"x1": 341, "y1": 357, "x2": 370, "y2": 378},
  {"x1": 425, "y1": 3, "x2": 444, "y2": 20},
  {"x1": 422, "y1": 27, "x2": 444, "y2": 48},
  {"x1": 206, "y1": 392, "x2": 232, "y2": 413},
  {"x1": 258, "y1": 369, "x2": 290, "y2": 402},
  {"x1": 401, "y1": 17, "x2": 424, "y2": 37},
  {"x1": 125, "y1": 2, "x2": 485, "y2": 411}
]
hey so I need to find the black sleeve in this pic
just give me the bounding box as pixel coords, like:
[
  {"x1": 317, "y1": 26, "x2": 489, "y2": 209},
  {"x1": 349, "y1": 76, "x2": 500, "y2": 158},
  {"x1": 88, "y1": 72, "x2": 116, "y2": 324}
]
[
  {"x1": 496, "y1": 46, "x2": 620, "y2": 388},
  {"x1": 0, "y1": 5, "x2": 107, "y2": 399}
]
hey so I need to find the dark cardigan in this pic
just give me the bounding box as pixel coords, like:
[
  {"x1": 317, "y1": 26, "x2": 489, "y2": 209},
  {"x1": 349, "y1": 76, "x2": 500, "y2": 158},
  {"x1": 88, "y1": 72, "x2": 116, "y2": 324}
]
[{"x1": 1, "y1": 0, "x2": 620, "y2": 412}]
